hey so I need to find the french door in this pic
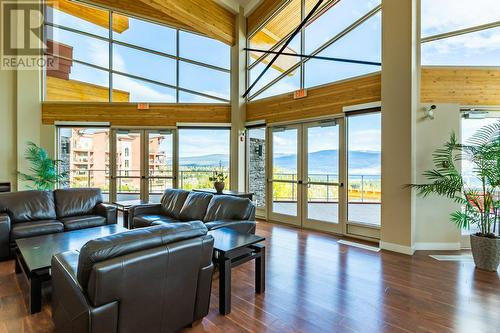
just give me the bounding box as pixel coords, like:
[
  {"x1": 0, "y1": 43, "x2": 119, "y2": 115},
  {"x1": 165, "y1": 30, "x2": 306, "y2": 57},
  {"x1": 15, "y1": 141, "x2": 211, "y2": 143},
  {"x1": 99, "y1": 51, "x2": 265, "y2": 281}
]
[
  {"x1": 110, "y1": 129, "x2": 176, "y2": 202},
  {"x1": 268, "y1": 119, "x2": 344, "y2": 233}
]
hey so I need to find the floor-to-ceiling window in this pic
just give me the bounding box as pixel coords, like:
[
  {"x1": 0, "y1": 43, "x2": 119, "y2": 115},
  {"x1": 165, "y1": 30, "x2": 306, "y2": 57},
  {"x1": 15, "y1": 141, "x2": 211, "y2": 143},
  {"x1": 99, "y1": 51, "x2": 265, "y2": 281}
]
[
  {"x1": 346, "y1": 111, "x2": 381, "y2": 226},
  {"x1": 57, "y1": 127, "x2": 110, "y2": 201},
  {"x1": 43, "y1": 0, "x2": 230, "y2": 103},
  {"x1": 178, "y1": 128, "x2": 230, "y2": 190},
  {"x1": 246, "y1": 0, "x2": 381, "y2": 101}
]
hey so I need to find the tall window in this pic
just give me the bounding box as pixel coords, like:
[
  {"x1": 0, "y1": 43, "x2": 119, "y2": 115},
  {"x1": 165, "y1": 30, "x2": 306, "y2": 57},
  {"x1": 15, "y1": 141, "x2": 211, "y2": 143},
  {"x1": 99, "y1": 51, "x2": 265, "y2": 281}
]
[
  {"x1": 347, "y1": 112, "x2": 381, "y2": 226},
  {"x1": 44, "y1": 0, "x2": 230, "y2": 103},
  {"x1": 178, "y1": 128, "x2": 230, "y2": 190},
  {"x1": 57, "y1": 127, "x2": 110, "y2": 201},
  {"x1": 247, "y1": 0, "x2": 381, "y2": 101},
  {"x1": 421, "y1": 0, "x2": 500, "y2": 66}
]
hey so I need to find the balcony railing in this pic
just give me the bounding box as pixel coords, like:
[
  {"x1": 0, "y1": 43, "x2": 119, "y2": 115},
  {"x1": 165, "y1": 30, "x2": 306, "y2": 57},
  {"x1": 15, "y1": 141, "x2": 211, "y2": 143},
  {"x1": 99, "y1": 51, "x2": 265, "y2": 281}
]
[
  {"x1": 62, "y1": 169, "x2": 229, "y2": 194},
  {"x1": 271, "y1": 173, "x2": 381, "y2": 203}
]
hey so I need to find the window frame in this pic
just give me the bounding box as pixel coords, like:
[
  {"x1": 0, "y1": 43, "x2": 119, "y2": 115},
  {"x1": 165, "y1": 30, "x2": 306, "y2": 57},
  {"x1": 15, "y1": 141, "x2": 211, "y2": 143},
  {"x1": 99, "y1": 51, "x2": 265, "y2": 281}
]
[
  {"x1": 246, "y1": 0, "x2": 382, "y2": 101},
  {"x1": 43, "y1": 1, "x2": 231, "y2": 103}
]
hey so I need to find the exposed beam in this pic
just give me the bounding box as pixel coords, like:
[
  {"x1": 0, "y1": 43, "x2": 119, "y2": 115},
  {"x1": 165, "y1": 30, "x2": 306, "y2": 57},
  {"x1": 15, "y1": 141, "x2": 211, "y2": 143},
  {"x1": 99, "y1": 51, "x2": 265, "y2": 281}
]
[
  {"x1": 134, "y1": 0, "x2": 236, "y2": 45},
  {"x1": 79, "y1": 0, "x2": 235, "y2": 45},
  {"x1": 42, "y1": 102, "x2": 231, "y2": 126}
]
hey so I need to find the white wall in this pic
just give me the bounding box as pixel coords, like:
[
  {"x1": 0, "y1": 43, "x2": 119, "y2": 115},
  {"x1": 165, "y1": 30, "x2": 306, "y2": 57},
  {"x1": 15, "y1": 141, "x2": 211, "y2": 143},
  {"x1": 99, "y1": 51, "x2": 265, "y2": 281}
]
[
  {"x1": 0, "y1": 0, "x2": 54, "y2": 191},
  {"x1": 414, "y1": 103, "x2": 461, "y2": 250},
  {"x1": 0, "y1": 68, "x2": 17, "y2": 189}
]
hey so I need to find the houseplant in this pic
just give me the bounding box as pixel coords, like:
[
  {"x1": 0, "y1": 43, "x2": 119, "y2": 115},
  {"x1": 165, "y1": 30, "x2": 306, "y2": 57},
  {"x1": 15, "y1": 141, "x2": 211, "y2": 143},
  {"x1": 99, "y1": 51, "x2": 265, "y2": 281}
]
[
  {"x1": 411, "y1": 121, "x2": 500, "y2": 271},
  {"x1": 18, "y1": 141, "x2": 68, "y2": 190},
  {"x1": 209, "y1": 171, "x2": 227, "y2": 193}
]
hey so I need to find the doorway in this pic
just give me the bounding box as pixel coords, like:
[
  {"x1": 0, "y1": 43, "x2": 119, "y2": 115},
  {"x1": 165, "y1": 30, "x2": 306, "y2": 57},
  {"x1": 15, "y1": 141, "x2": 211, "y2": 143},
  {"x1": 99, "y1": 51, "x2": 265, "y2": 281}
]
[
  {"x1": 267, "y1": 119, "x2": 344, "y2": 233},
  {"x1": 111, "y1": 129, "x2": 176, "y2": 202}
]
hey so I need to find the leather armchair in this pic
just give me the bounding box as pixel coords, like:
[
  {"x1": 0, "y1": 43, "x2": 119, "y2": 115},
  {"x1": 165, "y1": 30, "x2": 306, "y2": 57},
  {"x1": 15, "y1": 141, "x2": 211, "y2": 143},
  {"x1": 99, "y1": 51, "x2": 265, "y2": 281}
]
[{"x1": 52, "y1": 222, "x2": 214, "y2": 333}]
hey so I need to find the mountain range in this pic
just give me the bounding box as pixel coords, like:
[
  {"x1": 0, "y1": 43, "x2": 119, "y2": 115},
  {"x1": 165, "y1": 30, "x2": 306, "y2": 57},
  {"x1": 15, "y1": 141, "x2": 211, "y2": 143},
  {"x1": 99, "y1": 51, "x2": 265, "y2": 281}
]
[{"x1": 179, "y1": 149, "x2": 381, "y2": 175}]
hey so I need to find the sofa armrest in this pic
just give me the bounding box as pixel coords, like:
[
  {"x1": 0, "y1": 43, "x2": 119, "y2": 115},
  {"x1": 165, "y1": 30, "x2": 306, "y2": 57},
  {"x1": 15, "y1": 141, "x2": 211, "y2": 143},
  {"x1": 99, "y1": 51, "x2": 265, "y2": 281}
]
[
  {"x1": 128, "y1": 204, "x2": 161, "y2": 228},
  {"x1": 95, "y1": 203, "x2": 117, "y2": 225},
  {"x1": 0, "y1": 213, "x2": 11, "y2": 260},
  {"x1": 52, "y1": 251, "x2": 119, "y2": 332},
  {"x1": 52, "y1": 251, "x2": 91, "y2": 332},
  {"x1": 205, "y1": 220, "x2": 256, "y2": 234}
]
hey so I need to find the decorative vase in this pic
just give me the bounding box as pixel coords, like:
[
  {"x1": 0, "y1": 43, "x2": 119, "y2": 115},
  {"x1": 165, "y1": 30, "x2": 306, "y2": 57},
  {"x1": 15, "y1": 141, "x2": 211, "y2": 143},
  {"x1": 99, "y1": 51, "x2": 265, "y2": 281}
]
[
  {"x1": 470, "y1": 234, "x2": 500, "y2": 271},
  {"x1": 214, "y1": 181, "x2": 225, "y2": 194}
]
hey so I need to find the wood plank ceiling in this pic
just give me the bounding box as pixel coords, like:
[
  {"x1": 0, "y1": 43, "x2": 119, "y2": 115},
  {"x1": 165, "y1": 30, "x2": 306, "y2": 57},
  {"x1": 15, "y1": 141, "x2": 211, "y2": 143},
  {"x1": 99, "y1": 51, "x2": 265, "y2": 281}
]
[{"x1": 62, "y1": 0, "x2": 236, "y2": 45}]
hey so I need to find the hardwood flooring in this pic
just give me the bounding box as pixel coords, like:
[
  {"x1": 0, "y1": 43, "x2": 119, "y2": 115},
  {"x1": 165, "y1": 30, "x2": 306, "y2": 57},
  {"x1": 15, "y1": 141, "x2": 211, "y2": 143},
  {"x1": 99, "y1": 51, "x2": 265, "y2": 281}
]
[{"x1": 1, "y1": 221, "x2": 500, "y2": 333}]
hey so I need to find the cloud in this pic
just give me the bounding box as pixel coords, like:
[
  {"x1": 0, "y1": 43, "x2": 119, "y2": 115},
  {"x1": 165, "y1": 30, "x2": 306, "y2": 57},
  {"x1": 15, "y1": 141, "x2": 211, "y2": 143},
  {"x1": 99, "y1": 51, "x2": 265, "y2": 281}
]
[
  {"x1": 349, "y1": 129, "x2": 381, "y2": 152},
  {"x1": 421, "y1": 0, "x2": 500, "y2": 37}
]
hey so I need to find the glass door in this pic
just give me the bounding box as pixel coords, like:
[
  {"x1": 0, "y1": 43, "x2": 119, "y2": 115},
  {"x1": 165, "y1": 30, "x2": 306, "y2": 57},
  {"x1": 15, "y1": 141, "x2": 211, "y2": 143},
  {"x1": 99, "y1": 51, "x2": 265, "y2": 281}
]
[
  {"x1": 268, "y1": 125, "x2": 301, "y2": 226},
  {"x1": 111, "y1": 129, "x2": 176, "y2": 203},
  {"x1": 302, "y1": 120, "x2": 343, "y2": 233},
  {"x1": 146, "y1": 130, "x2": 176, "y2": 203},
  {"x1": 113, "y1": 130, "x2": 144, "y2": 201}
]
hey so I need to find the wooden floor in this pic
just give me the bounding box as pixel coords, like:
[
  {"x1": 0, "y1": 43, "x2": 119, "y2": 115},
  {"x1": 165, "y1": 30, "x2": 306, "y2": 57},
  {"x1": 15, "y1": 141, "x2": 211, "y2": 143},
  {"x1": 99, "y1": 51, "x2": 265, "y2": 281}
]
[{"x1": 1, "y1": 221, "x2": 500, "y2": 333}]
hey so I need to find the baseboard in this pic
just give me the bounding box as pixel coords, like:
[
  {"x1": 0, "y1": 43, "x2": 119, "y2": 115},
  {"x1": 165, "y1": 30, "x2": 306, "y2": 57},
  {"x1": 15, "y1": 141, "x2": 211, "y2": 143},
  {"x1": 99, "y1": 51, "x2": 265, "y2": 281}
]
[
  {"x1": 379, "y1": 241, "x2": 415, "y2": 255},
  {"x1": 414, "y1": 242, "x2": 461, "y2": 251}
]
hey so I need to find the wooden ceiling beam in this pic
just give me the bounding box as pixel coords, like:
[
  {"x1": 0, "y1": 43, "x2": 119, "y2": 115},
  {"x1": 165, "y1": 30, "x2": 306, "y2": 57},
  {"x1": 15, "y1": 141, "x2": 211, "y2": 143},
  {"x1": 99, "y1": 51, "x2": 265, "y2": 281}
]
[
  {"x1": 134, "y1": 0, "x2": 235, "y2": 45},
  {"x1": 82, "y1": 0, "x2": 235, "y2": 45}
]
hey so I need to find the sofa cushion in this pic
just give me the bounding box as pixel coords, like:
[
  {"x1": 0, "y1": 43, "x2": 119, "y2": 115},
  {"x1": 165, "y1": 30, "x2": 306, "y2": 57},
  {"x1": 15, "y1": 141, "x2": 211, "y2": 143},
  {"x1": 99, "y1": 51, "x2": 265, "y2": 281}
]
[
  {"x1": 60, "y1": 215, "x2": 106, "y2": 231},
  {"x1": 10, "y1": 220, "x2": 64, "y2": 240},
  {"x1": 179, "y1": 192, "x2": 213, "y2": 222},
  {"x1": 54, "y1": 188, "x2": 103, "y2": 218},
  {"x1": 203, "y1": 195, "x2": 254, "y2": 222},
  {"x1": 0, "y1": 190, "x2": 56, "y2": 223},
  {"x1": 160, "y1": 189, "x2": 189, "y2": 219},
  {"x1": 133, "y1": 215, "x2": 180, "y2": 228},
  {"x1": 77, "y1": 221, "x2": 208, "y2": 289}
]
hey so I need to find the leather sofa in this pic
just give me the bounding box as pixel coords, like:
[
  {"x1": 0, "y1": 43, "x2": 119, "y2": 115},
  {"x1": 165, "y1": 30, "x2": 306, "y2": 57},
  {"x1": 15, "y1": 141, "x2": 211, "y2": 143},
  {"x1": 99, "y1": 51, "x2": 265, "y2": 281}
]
[
  {"x1": 52, "y1": 221, "x2": 214, "y2": 333},
  {"x1": 129, "y1": 189, "x2": 256, "y2": 234},
  {"x1": 0, "y1": 188, "x2": 116, "y2": 259}
]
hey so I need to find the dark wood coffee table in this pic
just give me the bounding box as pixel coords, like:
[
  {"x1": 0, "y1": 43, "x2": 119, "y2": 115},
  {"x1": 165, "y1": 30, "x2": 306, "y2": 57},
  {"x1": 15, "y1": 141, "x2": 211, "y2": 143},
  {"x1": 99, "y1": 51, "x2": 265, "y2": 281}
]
[
  {"x1": 15, "y1": 224, "x2": 128, "y2": 314},
  {"x1": 209, "y1": 228, "x2": 265, "y2": 315}
]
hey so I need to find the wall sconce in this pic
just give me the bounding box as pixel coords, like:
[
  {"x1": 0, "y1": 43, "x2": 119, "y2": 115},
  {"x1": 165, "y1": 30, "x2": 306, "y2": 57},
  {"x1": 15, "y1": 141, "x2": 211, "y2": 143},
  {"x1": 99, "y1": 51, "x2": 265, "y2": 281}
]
[{"x1": 423, "y1": 104, "x2": 436, "y2": 120}]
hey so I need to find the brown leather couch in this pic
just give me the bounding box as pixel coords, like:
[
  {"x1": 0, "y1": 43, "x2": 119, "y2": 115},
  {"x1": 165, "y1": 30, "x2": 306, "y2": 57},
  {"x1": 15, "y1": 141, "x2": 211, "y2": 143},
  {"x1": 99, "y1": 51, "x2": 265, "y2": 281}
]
[
  {"x1": 51, "y1": 221, "x2": 214, "y2": 333},
  {"x1": 129, "y1": 189, "x2": 256, "y2": 234},
  {"x1": 0, "y1": 188, "x2": 116, "y2": 259}
]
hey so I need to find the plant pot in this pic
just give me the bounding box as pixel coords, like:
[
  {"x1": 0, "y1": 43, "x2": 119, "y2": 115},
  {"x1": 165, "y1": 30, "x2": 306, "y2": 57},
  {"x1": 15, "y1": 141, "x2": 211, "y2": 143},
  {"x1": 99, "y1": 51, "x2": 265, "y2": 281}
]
[
  {"x1": 470, "y1": 234, "x2": 500, "y2": 271},
  {"x1": 214, "y1": 181, "x2": 225, "y2": 194}
]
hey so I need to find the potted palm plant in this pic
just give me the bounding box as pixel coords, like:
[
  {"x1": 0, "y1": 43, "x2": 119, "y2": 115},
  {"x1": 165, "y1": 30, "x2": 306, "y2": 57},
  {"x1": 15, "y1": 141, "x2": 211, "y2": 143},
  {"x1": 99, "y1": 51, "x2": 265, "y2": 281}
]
[
  {"x1": 18, "y1": 142, "x2": 68, "y2": 190},
  {"x1": 412, "y1": 121, "x2": 500, "y2": 271}
]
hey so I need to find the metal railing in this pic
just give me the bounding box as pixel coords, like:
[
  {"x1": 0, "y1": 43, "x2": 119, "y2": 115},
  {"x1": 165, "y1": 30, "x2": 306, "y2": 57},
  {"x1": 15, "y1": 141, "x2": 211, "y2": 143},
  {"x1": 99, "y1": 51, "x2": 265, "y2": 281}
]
[
  {"x1": 179, "y1": 170, "x2": 229, "y2": 190},
  {"x1": 63, "y1": 169, "x2": 229, "y2": 193},
  {"x1": 271, "y1": 173, "x2": 381, "y2": 203}
]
